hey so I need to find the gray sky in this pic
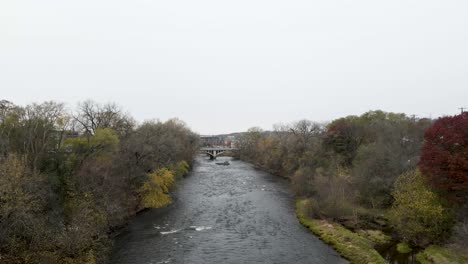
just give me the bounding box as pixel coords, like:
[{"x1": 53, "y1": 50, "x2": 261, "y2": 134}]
[{"x1": 1, "y1": 1, "x2": 467, "y2": 134}]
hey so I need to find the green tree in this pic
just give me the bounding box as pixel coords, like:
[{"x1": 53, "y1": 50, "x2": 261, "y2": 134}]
[
  {"x1": 389, "y1": 170, "x2": 452, "y2": 246},
  {"x1": 64, "y1": 128, "x2": 119, "y2": 164}
]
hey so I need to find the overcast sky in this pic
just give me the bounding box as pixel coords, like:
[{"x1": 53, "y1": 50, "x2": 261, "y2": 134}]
[{"x1": 1, "y1": 1, "x2": 467, "y2": 134}]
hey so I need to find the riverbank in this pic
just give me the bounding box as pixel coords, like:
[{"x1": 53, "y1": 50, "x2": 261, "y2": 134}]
[
  {"x1": 296, "y1": 198, "x2": 468, "y2": 264},
  {"x1": 248, "y1": 158, "x2": 392, "y2": 263},
  {"x1": 416, "y1": 245, "x2": 468, "y2": 264},
  {"x1": 296, "y1": 199, "x2": 387, "y2": 264}
]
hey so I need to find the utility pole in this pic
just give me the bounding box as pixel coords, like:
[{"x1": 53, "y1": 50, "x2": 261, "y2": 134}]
[{"x1": 459, "y1": 107, "x2": 466, "y2": 114}]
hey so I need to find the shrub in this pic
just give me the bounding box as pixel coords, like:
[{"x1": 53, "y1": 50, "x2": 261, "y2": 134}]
[
  {"x1": 311, "y1": 168, "x2": 356, "y2": 220},
  {"x1": 396, "y1": 242, "x2": 412, "y2": 254},
  {"x1": 171, "y1": 160, "x2": 190, "y2": 180},
  {"x1": 416, "y1": 245, "x2": 468, "y2": 264},
  {"x1": 291, "y1": 167, "x2": 314, "y2": 196}
]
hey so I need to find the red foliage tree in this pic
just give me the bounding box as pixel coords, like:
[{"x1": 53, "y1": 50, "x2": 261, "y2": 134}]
[{"x1": 419, "y1": 112, "x2": 468, "y2": 197}]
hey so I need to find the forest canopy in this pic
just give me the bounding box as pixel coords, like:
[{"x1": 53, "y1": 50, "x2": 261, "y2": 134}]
[
  {"x1": 0, "y1": 99, "x2": 198, "y2": 264},
  {"x1": 236, "y1": 110, "x2": 467, "y2": 249}
]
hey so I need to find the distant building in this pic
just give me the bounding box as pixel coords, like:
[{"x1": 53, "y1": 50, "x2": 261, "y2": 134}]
[
  {"x1": 199, "y1": 135, "x2": 225, "y2": 147},
  {"x1": 225, "y1": 135, "x2": 238, "y2": 148},
  {"x1": 200, "y1": 135, "x2": 238, "y2": 148}
]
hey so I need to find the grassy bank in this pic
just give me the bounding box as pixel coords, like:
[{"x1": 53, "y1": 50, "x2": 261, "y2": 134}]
[
  {"x1": 296, "y1": 199, "x2": 387, "y2": 264},
  {"x1": 416, "y1": 245, "x2": 468, "y2": 264}
]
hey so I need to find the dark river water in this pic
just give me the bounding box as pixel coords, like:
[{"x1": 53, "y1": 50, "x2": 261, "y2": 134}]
[{"x1": 111, "y1": 156, "x2": 346, "y2": 264}]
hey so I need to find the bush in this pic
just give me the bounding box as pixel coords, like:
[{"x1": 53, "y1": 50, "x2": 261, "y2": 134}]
[
  {"x1": 389, "y1": 170, "x2": 453, "y2": 246},
  {"x1": 291, "y1": 167, "x2": 314, "y2": 196},
  {"x1": 416, "y1": 245, "x2": 468, "y2": 264},
  {"x1": 396, "y1": 242, "x2": 412, "y2": 254},
  {"x1": 311, "y1": 167, "x2": 356, "y2": 220},
  {"x1": 450, "y1": 207, "x2": 468, "y2": 255},
  {"x1": 171, "y1": 160, "x2": 190, "y2": 180}
]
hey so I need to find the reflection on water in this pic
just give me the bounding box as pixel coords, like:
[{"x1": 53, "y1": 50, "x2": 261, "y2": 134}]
[
  {"x1": 379, "y1": 243, "x2": 418, "y2": 264},
  {"x1": 111, "y1": 156, "x2": 346, "y2": 264}
]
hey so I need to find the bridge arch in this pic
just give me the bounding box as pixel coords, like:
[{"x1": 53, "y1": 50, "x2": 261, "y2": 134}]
[{"x1": 200, "y1": 147, "x2": 238, "y2": 160}]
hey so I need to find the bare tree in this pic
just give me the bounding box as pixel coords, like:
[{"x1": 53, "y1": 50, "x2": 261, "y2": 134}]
[
  {"x1": 74, "y1": 100, "x2": 135, "y2": 137},
  {"x1": 19, "y1": 102, "x2": 66, "y2": 170}
]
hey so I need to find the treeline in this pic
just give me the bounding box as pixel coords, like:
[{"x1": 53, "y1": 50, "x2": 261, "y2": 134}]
[
  {"x1": 0, "y1": 100, "x2": 198, "y2": 263},
  {"x1": 237, "y1": 110, "x2": 467, "y2": 251}
]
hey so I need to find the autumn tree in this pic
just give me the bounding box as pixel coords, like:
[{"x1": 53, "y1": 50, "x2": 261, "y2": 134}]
[
  {"x1": 237, "y1": 127, "x2": 264, "y2": 161},
  {"x1": 419, "y1": 112, "x2": 468, "y2": 200},
  {"x1": 324, "y1": 116, "x2": 363, "y2": 165},
  {"x1": 0, "y1": 99, "x2": 198, "y2": 263},
  {"x1": 139, "y1": 168, "x2": 175, "y2": 208},
  {"x1": 389, "y1": 170, "x2": 452, "y2": 246},
  {"x1": 0, "y1": 154, "x2": 51, "y2": 260}
]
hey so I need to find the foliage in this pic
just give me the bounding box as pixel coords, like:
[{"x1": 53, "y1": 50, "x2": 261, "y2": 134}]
[
  {"x1": 139, "y1": 168, "x2": 175, "y2": 208},
  {"x1": 416, "y1": 245, "x2": 468, "y2": 264},
  {"x1": 296, "y1": 199, "x2": 387, "y2": 264},
  {"x1": 311, "y1": 167, "x2": 356, "y2": 219},
  {"x1": 122, "y1": 119, "x2": 198, "y2": 174},
  {"x1": 396, "y1": 242, "x2": 412, "y2": 254},
  {"x1": 352, "y1": 143, "x2": 405, "y2": 208},
  {"x1": 64, "y1": 128, "x2": 119, "y2": 160},
  {"x1": 237, "y1": 111, "x2": 431, "y2": 218},
  {"x1": 171, "y1": 160, "x2": 190, "y2": 180},
  {"x1": 419, "y1": 112, "x2": 468, "y2": 201},
  {"x1": 0, "y1": 154, "x2": 50, "y2": 259},
  {"x1": 0, "y1": 101, "x2": 67, "y2": 170},
  {"x1": 0, "y1": 100, "x2": 198, "y2": 263},
  {"x1": 356, "y1": 230, "x2": 392, "y2": 247},
  {"x1": 389, "y1": 170, "x2": 452, "y2": 246},
  {"x1": 237, "y1": 127, "x2": 264, "y2": 162},
  {"x1": 291, "y1": 167, "x2": 315, "y2": 196},
  {"x1": 236, "y1": 110, "x2": 468, "y2": 255},
  {"x1": 324, "y1": 116, "x2": 363, "y2": 165}
]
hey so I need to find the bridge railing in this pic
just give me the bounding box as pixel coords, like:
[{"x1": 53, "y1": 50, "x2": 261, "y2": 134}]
[{"x1": 200, "y1": 147, "x2": 238, "y2": 151}]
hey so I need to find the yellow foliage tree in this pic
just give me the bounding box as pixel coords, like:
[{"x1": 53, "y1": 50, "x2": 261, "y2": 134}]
[
  {"x1": 389, "y1": 170, "x2": 452, "y2": 246},
  {"x1": 139, "y1": 168, "x2": 174, "y2": 208}
]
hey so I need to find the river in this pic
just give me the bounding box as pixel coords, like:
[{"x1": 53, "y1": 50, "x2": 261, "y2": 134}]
[{"x1": 111, "y1": 156, "x2": 346, "y2": 264}]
